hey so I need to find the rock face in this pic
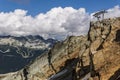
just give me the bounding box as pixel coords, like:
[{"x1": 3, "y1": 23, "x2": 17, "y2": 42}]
[{"x1": 0, "y1": 17, "x2": 120, "y2": 80}]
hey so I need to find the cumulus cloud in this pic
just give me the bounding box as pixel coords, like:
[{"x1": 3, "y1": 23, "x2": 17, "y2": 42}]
[
  {"x1": 0, "y1": 7, "x2": 90, "y2": 39},
  {"x1": 0, "y1": 5, "x2": 120, "y2": 40},
  {"x1": 105, "y1": 5, "x2": 120, "y2": 18}
]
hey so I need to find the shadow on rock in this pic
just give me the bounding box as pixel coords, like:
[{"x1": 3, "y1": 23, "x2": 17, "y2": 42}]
[{"x1": 109, "y1": 68, "x2": 120, "y2": 80}]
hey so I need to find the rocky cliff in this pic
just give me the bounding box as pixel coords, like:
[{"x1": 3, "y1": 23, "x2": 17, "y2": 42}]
[{"x1": 0, "y1": 17, "x2": 120, "y2": 80}]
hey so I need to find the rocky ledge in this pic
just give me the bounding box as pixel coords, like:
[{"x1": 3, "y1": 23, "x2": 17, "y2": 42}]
[{"x1": 0, "y1": 17, "x2": 120, "y2": 80}]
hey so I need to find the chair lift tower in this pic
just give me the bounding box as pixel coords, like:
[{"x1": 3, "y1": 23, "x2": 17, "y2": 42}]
[{"x1": 93, "y1": 10, "x2": 107, "y2": 20}]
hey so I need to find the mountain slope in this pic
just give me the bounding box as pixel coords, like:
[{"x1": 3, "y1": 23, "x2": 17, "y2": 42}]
[{"x1": 0, "y1": 17, "x2": 120, "y2": 80}]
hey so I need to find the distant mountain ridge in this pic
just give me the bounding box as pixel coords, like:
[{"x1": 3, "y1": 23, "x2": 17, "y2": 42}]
[{"x1": 0, "y1": 35, "x2": 57, "y2": 74}]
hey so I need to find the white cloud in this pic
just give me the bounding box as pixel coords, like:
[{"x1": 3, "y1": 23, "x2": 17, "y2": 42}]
[
  {"x1": 105, "y1": 5, "x2": 120, "y2": 18},
  {"x1": 0, "y1": 5, "x2": 119, "y2": 40},
  {"x1": 0, "y1": 7, "x2": 90, "y2": 39}
]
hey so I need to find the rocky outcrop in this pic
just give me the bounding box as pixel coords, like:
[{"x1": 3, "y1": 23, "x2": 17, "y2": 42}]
[{"x1": 0, "y1": 17, "x2": 120, "y2": 80}]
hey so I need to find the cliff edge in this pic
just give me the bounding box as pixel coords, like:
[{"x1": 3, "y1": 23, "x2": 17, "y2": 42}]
[{"x1": 0, "y1": 17, "x2": 120, "y2": 80}]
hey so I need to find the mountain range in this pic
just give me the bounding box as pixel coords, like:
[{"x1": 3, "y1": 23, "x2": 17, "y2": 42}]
[{"x1": 0, "y1": 35, "x2": 57, "y2": 74}]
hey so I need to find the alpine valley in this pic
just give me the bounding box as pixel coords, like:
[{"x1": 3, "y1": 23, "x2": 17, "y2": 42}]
[{"x1": 0, "y1": 35, "x2": 57, "y2": 74}]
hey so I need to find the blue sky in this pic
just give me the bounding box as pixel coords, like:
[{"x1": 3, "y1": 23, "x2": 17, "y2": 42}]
[{"x1": 0, "y1": 0, "x2": 120, "y2": 16}]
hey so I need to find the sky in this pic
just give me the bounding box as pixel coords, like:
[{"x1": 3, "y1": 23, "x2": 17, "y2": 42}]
[
  {"x1": 0, "y1": 0, "x2": 120, "y2": 39},
  {"x1": 0, "y1": 0, "x2": 120, "y2": 16}
]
